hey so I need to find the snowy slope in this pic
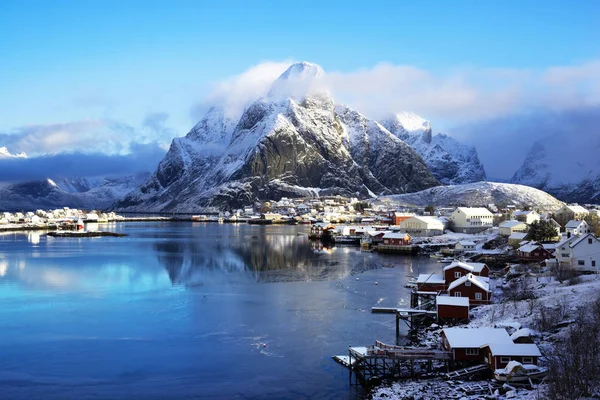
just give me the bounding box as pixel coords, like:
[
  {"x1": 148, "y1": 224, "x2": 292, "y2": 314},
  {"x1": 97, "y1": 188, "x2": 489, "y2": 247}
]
[
  {"x1": 382, "y1": 113, "x2": 486, "y2": 185},
  {"x1": 116, "y1": 63, "x2": 439, "y2": 212},
  {"x1": 371, "y1": 181, "x2": 564, "y2": 212},
  {"x1": 511, "y1": 134, "x2": 600, "y2": 203},
  {"x1": 0, "y1": 147, "x2": 27, "y2": 159}
]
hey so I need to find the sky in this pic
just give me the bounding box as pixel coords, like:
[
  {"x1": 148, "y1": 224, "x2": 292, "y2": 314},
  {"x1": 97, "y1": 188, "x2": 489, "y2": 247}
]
[{"x1": 0, "y1": 0, "x2": 599, "y2": 181}]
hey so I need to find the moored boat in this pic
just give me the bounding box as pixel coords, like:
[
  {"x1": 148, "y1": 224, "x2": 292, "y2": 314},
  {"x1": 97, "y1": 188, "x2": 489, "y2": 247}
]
[{"x1": 493, "y1": 361, "x2": 547, "y2": 382}]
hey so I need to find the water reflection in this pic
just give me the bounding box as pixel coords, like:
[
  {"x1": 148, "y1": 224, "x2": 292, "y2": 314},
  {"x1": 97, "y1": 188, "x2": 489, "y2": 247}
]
[{"x1": 152, "y1": 225, "x2": 381, "y2": 286}]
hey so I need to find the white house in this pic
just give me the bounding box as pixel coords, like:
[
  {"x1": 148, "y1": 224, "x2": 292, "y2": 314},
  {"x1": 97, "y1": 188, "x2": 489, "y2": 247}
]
[
  {"x1": 449, "y1": 207, "x2": 494, "y2": 234},
  {"x1": 513, "y1": 210, "x2": 540, "y2": 224},
  {"x1": 555, "y1": 233, "x2": 600, "y2": 271},
  {"x1": 454, "y1": 241, "x2": 476, "y2": 252},
  {"x1": 399, "y1": 216, "x2": 444, "y2": 237},
  {"x1": 499, "y1": 220, "x2": 529, "y2": 237},
  {"x1": 565, "y1": 220, "x2": 590, "y2": 237}
]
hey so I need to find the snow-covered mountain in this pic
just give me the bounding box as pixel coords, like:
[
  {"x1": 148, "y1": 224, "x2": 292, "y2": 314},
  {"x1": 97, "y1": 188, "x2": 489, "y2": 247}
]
[
  {"x1": 0, "y1": 173, "x2": 149, "y2": 211},
  {"x1": 371, "y1": 181, "x2": 564, "y2": 212},
  {"x1": 510, "y1": 134, "x2": 600, "y2": 204},
  {"x1": 381, "y1": 113, "x2": 486, "y2": 185},
  {"x1": 0, "y1": 147, "x2": 27, "y2": 159},
  {"x1": 116, "y1": 62, "x2": 440, "y2": 212}
]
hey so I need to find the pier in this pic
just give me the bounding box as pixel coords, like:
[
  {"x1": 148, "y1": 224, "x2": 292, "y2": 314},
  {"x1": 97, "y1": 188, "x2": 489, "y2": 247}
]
[{"x1": 371, "y1": 307, "x2": 437, "y2": 339}]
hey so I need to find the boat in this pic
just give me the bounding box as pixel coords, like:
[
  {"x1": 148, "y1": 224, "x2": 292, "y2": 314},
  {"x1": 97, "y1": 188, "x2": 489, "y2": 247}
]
[
  {"x1": 404, "y1": 277, "x2": 418, "y2": 288},
  {"x1": 429, "y1": 253, "x2": 443, "y2": 259},
  {"x1": 493, "y1": 361, "x2": 547, "y2": 382},
  {"x1": 437, "y1": 257, "x2": 455, "y2": 263}
]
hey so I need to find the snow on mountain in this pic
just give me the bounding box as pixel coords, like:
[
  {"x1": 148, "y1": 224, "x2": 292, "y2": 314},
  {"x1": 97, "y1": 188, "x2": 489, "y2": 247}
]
[
  {"x1": 511, "y1": 134, "x2": 600, "y2": 203},
  {"x1": 0, "y1": 146, "x2": 27, "y2": 159},
  {"x1": 0, "y1": 173, "x2": 150, "y2": 211},
  {"x1": 371, "y1": 181, "x2": 564, "y2": 212},
  {"x1": 381, "y1": 114, "x2": 486, "y2": 185},
  {"x1": 115, "y1": 62, "x2": 439, "y2": 212}
]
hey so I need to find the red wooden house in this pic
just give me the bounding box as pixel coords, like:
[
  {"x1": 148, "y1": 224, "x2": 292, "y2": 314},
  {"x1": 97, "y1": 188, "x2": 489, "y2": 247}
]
[
  {"x1": 443, "y1": 261, "x2": 489, "y2": 285},
  {"x1": 481, "y1": 343, "x2": 541, "y2": 370},
  {"x1": 447, "y1": 273, "x2": 492, "y2": 305},
  {"x1": 436, "y1": 295, "x2": 469, "y2": 321},
  {"x1": 517, "y1": 242, "x2": 553, "y2": 262},
  {"x1": 441, "y1": 327, "x2": 513, "y2": 364}
]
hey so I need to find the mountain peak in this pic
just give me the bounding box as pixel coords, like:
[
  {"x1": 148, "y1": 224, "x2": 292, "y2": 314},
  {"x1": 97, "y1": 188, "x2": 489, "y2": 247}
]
[
  {"x1": 276, "y1": 62, "x2": 324, "y2": 82},
  {"x1": 0, "y1": 146, "x2": 27, "y2": 159}
]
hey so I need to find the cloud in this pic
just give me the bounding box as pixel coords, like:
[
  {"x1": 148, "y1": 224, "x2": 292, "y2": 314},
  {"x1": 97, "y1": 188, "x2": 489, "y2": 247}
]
[{"x1": 0, "y1": 142, "x2": 166, "y2": 182}]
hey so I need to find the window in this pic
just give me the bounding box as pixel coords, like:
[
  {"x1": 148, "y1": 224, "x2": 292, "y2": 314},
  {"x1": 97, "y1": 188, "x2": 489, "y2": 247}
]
[
  {"x1": 454, "y1": 292, "x2": 462, "y2": 297},
  {"x1": 475, "y1": 293, "x2": 482, "y2": 300},
  {"x1": 454, "y1": 272, "x2": 461, "y2": 278},
  {"x1": 589, "y1": 238, "x2": 593, "y2": 244},
  {"x1": 523, "y1": 357, "x2": 533, "y2": 364},
  {"x1": 562, "y1": 253, "x2": 569, "y2": 258},
  {"x1": 465, "y1": 348, "x2": 479, "y2": 355},
  {"x1": 465, "y1": 281, "x2": 471, "y2": 287},
  {"x1": 500, "y1": 357, "x2": 511, "y2": 364},
  {"x1": 593, "y1": 261, "x2": 597, "y2": 267},
  {"x1": 578, "y1": 260, "x2": 585, "y2": 266}
]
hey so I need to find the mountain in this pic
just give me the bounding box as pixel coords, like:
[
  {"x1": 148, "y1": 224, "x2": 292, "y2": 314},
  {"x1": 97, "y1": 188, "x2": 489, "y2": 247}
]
[
  {"x1": 0, "y1": 146, "x2": 27, "y2": 159},
  {"x1": 115, "y1": 62, "x2": 440, "y2": 212},
  {"x1": 511, "y1": 133, "x2": 600, "y2": 204},
  {"x1": 371, "y1": 181, "x2": 564, "y2": 212},
  {"x1": 0, "y1": 174, "x2": 150, "y2": 211},
  {"x1": 381, "y1": 113, "x2": 486, "y2": 185}
]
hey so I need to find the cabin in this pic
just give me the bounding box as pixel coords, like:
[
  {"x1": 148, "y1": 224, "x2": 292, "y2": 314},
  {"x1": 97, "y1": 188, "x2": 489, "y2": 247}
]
[
  {"x1": 441, "y1": 327, "x2": 513, "y2": 364},
  {"x1": 398, "y1": 216, "x2": 444, "y2": 237},
  {"x1": 447, "y1": 273, "x2": 492, "y2": 305},
  {"x1": 416, "y1": 273, "x2": 446, "y2": 293},
  {"x1": 380, "y1": 232, "x2": 412, "y2": 246},
  {"x1": 436, "y1": 295, "x2": 469, "y2": 322},
  {"x1": 556, "y1": 233, "x2": 600, "y2": 272},
  {"x1": 510, "y1": 328, "x2": 535, "y2": 344},
  {"x1": 448, "y1": 207, "x2": 494, "y2": 234},
  {"x1": 565, "y1": 220, "x2": 590, "y2": 237},
  {"x1": 499, "y1": 220, "x2": 529, "y2": 237},
  {"x1": 517, "y1": 242, "x2": 553, "y2": 262},
  {"x1": 481, "y1": 343, "x2": 542, "y2": 370},
  {"x1": 443, "y1": 261, "x2": 489, "y2": 284},
  {"x1": 454, "y1": 241, "x2": 476, "y2": 253}
]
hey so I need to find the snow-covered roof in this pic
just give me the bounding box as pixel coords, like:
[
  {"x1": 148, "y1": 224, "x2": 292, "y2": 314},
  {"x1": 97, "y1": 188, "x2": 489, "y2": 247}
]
[
  {"x1": 436, "y1": 296, "x2": 469, "y2": 307},
  {"x1": 565, "y1": 220, "x2": 587, "y2": 228},
  {"x1": 569, "y1": 233, "x2": 599, "y2": 248},
  {"x1": 502, "y1": 221, "x2": 527, "y2": 229},
  {"x1": 443, "y1": 261, "x2": 487, "y2": 274},
  {"x1": 457, "y1": 241, "x2": 476, "y2": 246},
  {"x1": 381, "y1": 232, "x2": 411, "y2": 239},
  {"x1": 518, "y1": 243, "x2": 544, "y2": 253},
  {"x1": 417, "y1": 273, "x2": 445, "y2": 284},
  {"x1": 508, "y1": 232, "x2": 528, "y2": 240},
  {"x1": 406, "y1": 215, "x2": 444, "y2": 226},
  {"x1": 486, "y1": 343, "x2": 542, "y2": 357},
  {"x1": 563, "y1": 205, "x2": 589, "y2": 214},
  {"x1": 442, "y1": 327, "x2": 512, "y2": 348},
  {"x1": 455, "y1": 207, "x2": 493, "y2": 216},
  {"x1": 510, "y1": 328, "x2": 534, "y2": 341},
  {"x1": 447, "y1": 273, "x2": 490, "y2": 292}
]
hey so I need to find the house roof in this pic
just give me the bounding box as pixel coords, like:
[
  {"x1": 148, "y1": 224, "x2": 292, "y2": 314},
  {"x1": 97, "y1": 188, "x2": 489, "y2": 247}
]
[
  {"x1": 510, "y1": 328, "x2": 534, "y2": 341},
  {"x1": 381, "y1": 232, "x2": 411, "y2": 239},
  {"x1": 514, "y1": 210, "x2": 537, "y2": 216},
  {"x1": 508, "y1": 232, "x2": 528, "y2": 240},
  {"x1": 447, "y1": 273, "x2": 490, "y2": 292},
  {"x1": 402, "y1": 215, "x2": 444, "y2": 228},
  {"x1": 436, "y1": 296, "x2": 469, "y2": 307},
  {"x1": 443, "y1": 261, "x2": 487, "y2": 274},
  {"x1": 563, "y1": 205, "x2": 589, "y2": 214},
  {"x1": 442, "y1": 327, "x2": 513, "y2": 348},
  {"x1": 565, "y1": 220, "x2": 587, "y2": 228},
  {"x1": 417, "y1": 273, "x2": 445, "y2": 284},
  {"x1": 486, "y1": 343, "x2": 542, "y2": 357},
  {"x1": 570, "y1": 233, "x2": 599, "y2": 248},
  {"x1": 518, "y1": 243, "x2": 544, "y2": 253},
  {"x1": 455, "y1": 207, "x2": 493, "y2": 217},
  {"x1": 457, "y1": 241, "x2": 476, "y2": 246},
  {"x1": 500, "y1": 220, "x2": 526, "y2": 228}
]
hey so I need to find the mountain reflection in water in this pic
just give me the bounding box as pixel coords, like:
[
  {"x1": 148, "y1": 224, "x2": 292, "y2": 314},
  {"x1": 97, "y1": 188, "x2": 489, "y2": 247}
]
[{"x1": 153, "y1": 224, "x2": 378, "y2": 285}]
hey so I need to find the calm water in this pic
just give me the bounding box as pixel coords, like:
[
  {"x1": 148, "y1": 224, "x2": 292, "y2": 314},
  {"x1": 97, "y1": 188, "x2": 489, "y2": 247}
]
[{"x1": 0, "y1": 222, "x2": 442, "y2": 400}]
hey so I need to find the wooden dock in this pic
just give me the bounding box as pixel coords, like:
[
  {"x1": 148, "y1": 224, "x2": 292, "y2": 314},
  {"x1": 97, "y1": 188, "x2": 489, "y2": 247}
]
[
  {"x1": 334, "y1": 341, "x2": 451, "y2": 385},
  {"x1": 371, "y1": 306, "x2": 437, "y2": 338},
  {"x1": 445, "y1": 363, "x2": 489, "y2": 380}
]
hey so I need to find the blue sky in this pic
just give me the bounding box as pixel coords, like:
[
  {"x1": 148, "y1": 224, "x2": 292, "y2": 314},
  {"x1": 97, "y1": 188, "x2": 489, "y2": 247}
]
[{"x1": 0, "y1": 0, "x2": 599, "y2": 179}]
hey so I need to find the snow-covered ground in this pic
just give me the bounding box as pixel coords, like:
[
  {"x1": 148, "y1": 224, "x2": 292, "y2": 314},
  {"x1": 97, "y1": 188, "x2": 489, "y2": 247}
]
[{"x1": 370, "y1": 271, "x2": 600, "y2": 399}]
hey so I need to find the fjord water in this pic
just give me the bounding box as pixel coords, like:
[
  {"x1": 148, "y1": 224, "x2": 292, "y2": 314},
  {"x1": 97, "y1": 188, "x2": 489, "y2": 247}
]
[{"x1": 0, "y1": 222, "x2": 441, "y2": 399}]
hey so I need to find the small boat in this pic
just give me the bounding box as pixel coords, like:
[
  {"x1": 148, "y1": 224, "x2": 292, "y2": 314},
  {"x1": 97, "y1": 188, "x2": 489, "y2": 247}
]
[
  {"x1": 493, "y1": 361, "x2": 547, "y2": 382},
  {"x1": 76, "y1": 218, "x2": 84, "y2": 230},
  {"x1": 437, "y1": 257, "x2": 455, "y2": 263},
  {"x1": 404, "y1": 277, "x2": 418, "y2": 288},
  {"x1": 429, "y1": 253, "x2": 443, "y2": 259}
]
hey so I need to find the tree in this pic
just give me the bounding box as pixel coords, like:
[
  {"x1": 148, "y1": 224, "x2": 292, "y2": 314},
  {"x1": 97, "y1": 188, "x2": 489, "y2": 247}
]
[
  {"x1": 353, "y1": 201, "x2": 370, "y2": 213},
  {"x1": 527, "y1": 220, "x2": 559, "y2": 242},
  {"x1": 584, "y1": 213, "x2": 600, "y2": 236},
  {"x1": 424, "y1": 205, "x2": 435, "y2": 214}
]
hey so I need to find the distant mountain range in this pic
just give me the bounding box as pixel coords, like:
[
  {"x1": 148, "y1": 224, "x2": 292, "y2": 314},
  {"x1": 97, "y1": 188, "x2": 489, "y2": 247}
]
[{"x1": 114, "y1": 62, "x2": 487, "y2": 212}]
